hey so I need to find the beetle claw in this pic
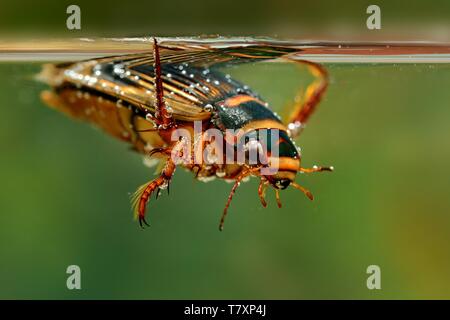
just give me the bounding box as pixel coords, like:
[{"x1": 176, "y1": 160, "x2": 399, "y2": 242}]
[{"x1": 139, "y1": 216, "x2": 150, "y2": 228}]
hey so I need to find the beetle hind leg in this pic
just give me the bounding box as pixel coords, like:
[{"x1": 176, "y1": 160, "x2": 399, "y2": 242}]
[
  {"x1": 152, "y1": 38, "x2": 175, "y2": 130},
  {"x1": 283, "y1": 59, "x2": 329, "y2": 138}
]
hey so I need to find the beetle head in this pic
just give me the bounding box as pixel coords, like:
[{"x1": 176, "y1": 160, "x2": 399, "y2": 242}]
[{"x1": 243, "y1": 129, "x2": 301, "y2": 190}]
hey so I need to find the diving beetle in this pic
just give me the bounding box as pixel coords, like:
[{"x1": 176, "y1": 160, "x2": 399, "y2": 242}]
[{"x1": 40, "y1": 38, "x2": 333, "y2": 230}]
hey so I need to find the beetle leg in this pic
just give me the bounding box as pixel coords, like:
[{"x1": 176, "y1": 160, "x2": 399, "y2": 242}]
[
  {"x1": 219, "y1": 170, "x2": 251, "y2": 231},
  {"x1": 258, "y1": 178, "x2": 268, "y2": 207},
  {"x1": 148, "y1": 147, "x2": 170, "y2": 157},
  {"x1": 152, "y1": 38, "x2": 175, "y2": 130},
  {"x1": 291, "y1": 182, "x2": 314, "y2": 201},
  {"x1": 274, "y1": 189, "x2": 282, "y2": 208},
  {"x1": 283, "y1": 59, "x2": 328, "y2": 138},
  {"x1": 131, "y1": 152, "x2": 177, "y2": 228}
]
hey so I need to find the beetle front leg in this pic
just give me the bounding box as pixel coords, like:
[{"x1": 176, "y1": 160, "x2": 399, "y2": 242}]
[{"x1": 283, "y1": 59, "x2": 328, "y2": 138}]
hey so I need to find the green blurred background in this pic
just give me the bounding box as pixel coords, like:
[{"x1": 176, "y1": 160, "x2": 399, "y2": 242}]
[
  {"x1": 0, "y1": 0, "x2": 449, "y2": 299},
  {"x1": 0, "y1": 0, "x2": 449, "y2": 40}
]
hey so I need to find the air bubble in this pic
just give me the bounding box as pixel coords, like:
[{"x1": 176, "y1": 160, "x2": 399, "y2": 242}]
[
  {"x1": 204, "y1": 104, "x2": 214, "y2": 112},
  {"x1": 165, "y1": 106, "x2": 173, "y2": 115},
  {"x1": 216, "y1": 171, "x2": 226, "y2": 178},
  {"x1": 113, "y1": 64, "x2": 125, "y2": 75}
]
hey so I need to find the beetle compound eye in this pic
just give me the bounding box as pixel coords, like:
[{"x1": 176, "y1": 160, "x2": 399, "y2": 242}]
[{"x1": 275, "y1": 179, "x2": 291, "y2": 190}]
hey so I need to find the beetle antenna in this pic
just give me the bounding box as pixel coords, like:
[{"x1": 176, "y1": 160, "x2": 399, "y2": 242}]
[
  {"x1": 298, "y1": 166, "x2": 334, "y2": 173},
  {"x1": 291, "y1": 182, "x2": 314, "y2": 201}
]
